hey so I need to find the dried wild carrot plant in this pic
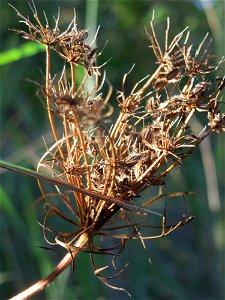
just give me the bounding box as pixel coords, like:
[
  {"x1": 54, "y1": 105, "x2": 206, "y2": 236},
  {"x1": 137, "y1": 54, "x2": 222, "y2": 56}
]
[{"x1": 3, "y1": 3, "x2": 225, "y2": 299}]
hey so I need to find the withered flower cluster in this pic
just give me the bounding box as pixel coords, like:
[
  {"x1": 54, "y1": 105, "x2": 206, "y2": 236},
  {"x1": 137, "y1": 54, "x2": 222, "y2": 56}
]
[{"x1": 11, "y1": 2, "x2": 224, "y2": 296}]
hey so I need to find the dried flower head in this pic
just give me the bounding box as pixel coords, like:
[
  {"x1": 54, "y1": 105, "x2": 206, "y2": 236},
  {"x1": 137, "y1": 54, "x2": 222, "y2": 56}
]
[
  {"x1": 10, "y1": 0, "x2": 98, "y2": 74},
  {"x1": 5, "y1": 3, "x2": 225, "y2": 299}
]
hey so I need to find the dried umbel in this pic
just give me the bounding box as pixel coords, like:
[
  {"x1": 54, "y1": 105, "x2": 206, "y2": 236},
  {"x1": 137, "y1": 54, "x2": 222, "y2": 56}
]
[{"x1": 7, "y1": 2, "x2": 225, "y2": 299}]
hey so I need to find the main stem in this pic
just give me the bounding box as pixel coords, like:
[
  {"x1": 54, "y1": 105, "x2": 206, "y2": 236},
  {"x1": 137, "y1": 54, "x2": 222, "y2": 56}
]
[{"x1": 10, "y1": 233, "x2": 88, "y2": 300}]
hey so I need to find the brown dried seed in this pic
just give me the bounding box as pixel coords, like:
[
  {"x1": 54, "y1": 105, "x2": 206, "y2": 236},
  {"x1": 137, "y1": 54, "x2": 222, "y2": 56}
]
[
  {"x1": 154, "y1": 80, "x2": 167, "y2": 90},
  {"x1": 166, "y1": 67, "x2": 181, "y2": 80},
  {"x1": 78, "y1": 30, "x2": 88, "y2": 42}
]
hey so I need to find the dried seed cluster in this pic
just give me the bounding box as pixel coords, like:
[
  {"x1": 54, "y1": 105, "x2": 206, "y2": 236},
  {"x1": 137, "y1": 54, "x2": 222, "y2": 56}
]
[
  {"x1": 11, "y1": 3, "x2": 98, "y2": 74},
  {"x1": 12, "y1": 2, "x2": 224, "y2": 289}
]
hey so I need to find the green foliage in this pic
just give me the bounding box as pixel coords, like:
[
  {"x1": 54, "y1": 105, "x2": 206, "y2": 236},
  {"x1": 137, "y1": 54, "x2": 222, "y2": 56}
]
[{"x1": 0, "y1": 42, "x2": 45, "y2": 65}]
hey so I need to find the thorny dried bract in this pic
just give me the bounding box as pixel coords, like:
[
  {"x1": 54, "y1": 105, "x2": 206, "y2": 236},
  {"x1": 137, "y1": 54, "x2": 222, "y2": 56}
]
[{"x1": 12, "y1": 2, "x2": 225, "y2": 293}]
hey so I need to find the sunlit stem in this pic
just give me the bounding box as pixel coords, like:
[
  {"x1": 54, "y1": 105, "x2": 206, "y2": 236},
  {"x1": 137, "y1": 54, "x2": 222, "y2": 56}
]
[
  {"x1": 72, "y1": 112, "x2": 91, "y2": 191},
  {"x1": 45, "y1": 45, "x2": 64, "y2": 159},
  {"x1": 111, "y1": 64, "x2": 163, "y2": 141},
  {"x1": 70, "y1": 62, "x2": 76, "y2": 93}
]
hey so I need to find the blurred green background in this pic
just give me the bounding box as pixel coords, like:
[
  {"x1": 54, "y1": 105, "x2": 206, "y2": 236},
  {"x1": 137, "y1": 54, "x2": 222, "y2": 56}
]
[{"x1": 0, "y1": 0, "x2": 224, "y2": 299}]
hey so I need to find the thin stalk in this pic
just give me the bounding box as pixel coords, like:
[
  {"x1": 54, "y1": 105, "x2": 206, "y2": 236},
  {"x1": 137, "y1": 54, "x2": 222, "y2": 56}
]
[
  {"x1": 176, "y1": 108, "x2": 195, "y2": 139},
  {"x1": 111, "y1": 64, "x2": 163, "y2": 141},
  {"x1": 100, "y1": 128, "x2": 117, "y2": 196},
  {"x1": 135, "y1": 153, "x2": 164, "y2": 184},
  {"x1": 94, "y1": 134, "x2": 117, "y2": 223},
  {"x1": 70, "y1": 63, "x2": 76, "y2": 93},
  {"x1": 63, "y1": 116, "x2": 85, "y2": 217},
  {"x1": 73, "y1": 128, "x2": 86, "y2": 218},
  {"x1": 63, "y1": 115, "x2": 72, "y2": 160},
  {"x1": 45, "y1": 45, "x2": 64, "y2": 160},
  {"x1": 72, "y1": 112, "x2": 91, "y2": 191},
  {"x1": 156, "y1": 119, "x2": 225, "y2": 181}
]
